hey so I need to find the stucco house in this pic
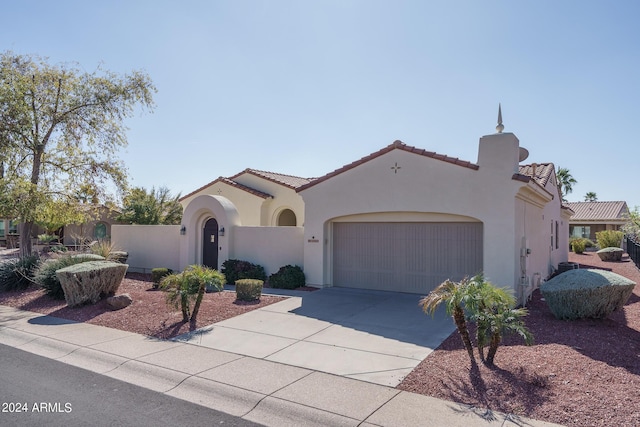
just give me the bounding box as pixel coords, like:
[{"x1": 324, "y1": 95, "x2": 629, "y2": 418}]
[
  {"x1": 175, "y1": 118, "x2": 571, "y2": 304},
  {"x1": 566, "y1": 201, "x2": 629, "y2": 241}
]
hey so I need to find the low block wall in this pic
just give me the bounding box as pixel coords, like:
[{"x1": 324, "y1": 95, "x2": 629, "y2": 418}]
[{"x1": 112, "y1": 225, "x2": 180, "y2": 273}]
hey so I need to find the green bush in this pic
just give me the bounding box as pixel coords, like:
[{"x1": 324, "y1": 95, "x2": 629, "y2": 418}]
[
  {"x1": 151, "y1": 268, "x2": 173, "y2": 289},
  {"x1": 571, "y1": 238, "x2": 586, "y2": 254},
  {"x1": 0, "y1": 254, "x2": 40, "y2": 292},
  {"x1": 56, "y1": 261, "x2": 128, "y2": 307},
  {"x1": 235, "y1": 279, "x2": 263, "y2": 301},
  {"x1": 37, "y1": 233, "x2": 57, "y2": 243},
  {"x1": 540, "y1": 269, "x2": 636, "y2": 320},
  {"x1": 221, "y1": 259, "x2": 266, "y2": 285},
  {"x1": 596, "y1": 230, "x2": 623, "y2": 249},
  {"x1": 34, "y1": 254, "x2": 105, "y2": 299},
  {"x1": 268, "y1": 265, "x2": 306, "y2": 289},
  {"x1": 49, "y1": 244, "x2": 68, "y2": 253}
]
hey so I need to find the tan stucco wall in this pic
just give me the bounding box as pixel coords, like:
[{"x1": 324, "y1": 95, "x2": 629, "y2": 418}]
[
  {"x1": 112, "y1": 225, "x2": 181, "y2": 272},
  {"x1": 232, "y1": 226, "x2": 304, "y2": 276}
]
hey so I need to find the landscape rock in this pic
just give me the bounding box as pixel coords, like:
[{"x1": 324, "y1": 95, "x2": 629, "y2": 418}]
[
  {"x1": 106, "y1": 293, "x2": 133, "y2": 310},
  {"x1": 596, "y1": 247, "x2": 623, "y2": 262}
]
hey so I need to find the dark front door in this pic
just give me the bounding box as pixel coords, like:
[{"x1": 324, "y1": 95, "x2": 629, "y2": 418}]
[{"x1": 202, "y1": 218, "x2": 219, "y2": 269}]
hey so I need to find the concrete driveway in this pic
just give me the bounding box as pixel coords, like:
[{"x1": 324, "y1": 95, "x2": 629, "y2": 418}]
[{"x1": 175, "y1": 287, "x2": 455, "y2": 387}]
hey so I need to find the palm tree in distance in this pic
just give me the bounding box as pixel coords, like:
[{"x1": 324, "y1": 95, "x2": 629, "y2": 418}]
[
  {"x1": 556, "y1": 167, "x2": 577, "y2": 202},
  {"x1": 584, "y1": 192, "x2": 598, "y2": 202}
]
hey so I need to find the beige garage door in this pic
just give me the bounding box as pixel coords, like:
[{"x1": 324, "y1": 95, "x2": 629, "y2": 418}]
[{"x1": 333, "y1": 222, "x2": 483, "y2": 294}]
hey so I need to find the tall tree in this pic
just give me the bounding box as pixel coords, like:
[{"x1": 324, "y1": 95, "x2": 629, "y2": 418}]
[
  {"x1": 556, "y1": 167, "x2": 577, "y2": 202},
  {"x1": 117, "y1": 186, "x2": 182, "y2": 225},
  {"x1": 584, "y1": 192, "x2": 598, "y2": 202},
  {"x1": 0, "y1": 52, "x2": 155, "y2": 256}
]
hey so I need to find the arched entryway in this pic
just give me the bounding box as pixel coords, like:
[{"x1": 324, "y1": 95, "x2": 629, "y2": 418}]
[
  {"x1": 277, "y1": 208, "x2": 297, "y2": 226},
  {"x1": 202, "y1": 218, "x2": 219, "y2": 269}
]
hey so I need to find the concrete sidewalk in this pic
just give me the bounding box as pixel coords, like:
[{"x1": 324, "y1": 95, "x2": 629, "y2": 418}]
[{"x1": 0, "y1": 304, "x2": 562, "y2": 427}]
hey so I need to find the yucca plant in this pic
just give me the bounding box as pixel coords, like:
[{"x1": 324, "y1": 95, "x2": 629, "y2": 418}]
[
  {"x1": 160, "y1": 265, "x2": 225, "y2": 323},
  {"x1": 0, "y1": 254, "x2": 40, "y2": 292}
]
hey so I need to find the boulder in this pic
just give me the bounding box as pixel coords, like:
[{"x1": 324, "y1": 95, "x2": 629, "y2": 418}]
[
  {"x1": 596, "y1": 247, "x2": 623, "y2": 262},
  {"x1": 106, "y1": 293, "x2": 133, "y2": 310},
  {"x1": 540, "y1": 269, "x2": 635, "y2": 320}
]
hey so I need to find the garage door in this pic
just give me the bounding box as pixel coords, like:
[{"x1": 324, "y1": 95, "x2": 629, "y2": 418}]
[{"x1": 333, "y1": 222, "x2": 483, "y2": 294}]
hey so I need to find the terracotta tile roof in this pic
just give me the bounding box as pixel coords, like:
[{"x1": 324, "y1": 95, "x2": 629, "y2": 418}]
[
  {"x1": 297, "y1": 140, "x2": 478, "y2": 192},
  {"x1": 238, "y1": 169, "x2": 314, "y2": 189},
  {"x1": 179, "y1": 176, "x2": 272, "y2": 202},
  {"x1": 565, "y1": 201, "x2": 629, "y2": 221},
  {"x1": 518, "y1": 163, "x2": 555, "y2": 187}
]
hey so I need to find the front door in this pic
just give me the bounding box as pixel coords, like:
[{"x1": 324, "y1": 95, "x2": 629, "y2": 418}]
[{"x1": 202, "y1": 218, "x2": 219, "y2": 269}]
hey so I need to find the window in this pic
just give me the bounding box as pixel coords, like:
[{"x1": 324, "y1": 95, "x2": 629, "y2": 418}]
[
  {"x1": 0, "y1": 221, "x2": 4, "y2": 238},
  {"x1": 9, "y1": 220, "x2": 18, "y2": 234},
  {"x1": 277, "y1": 209, "x2": 297, "y2": 226},
  {"x1": 550, "y1": 220, "x2": 554, "y2": 249},
  {"x1": 555, "y1": 221, "x2": 559, "y2": 249},
  {"x1": 94, "y1": 222, "x2": 107, "y2": 239}
]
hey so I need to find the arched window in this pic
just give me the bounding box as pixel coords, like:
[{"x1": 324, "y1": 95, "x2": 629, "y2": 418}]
[
  {"x1": 277, "y1": 209, "x2": 297, "y2": 226},
  {"x1": 94, "y1": 222, "x2": 107, "y2": 240}
]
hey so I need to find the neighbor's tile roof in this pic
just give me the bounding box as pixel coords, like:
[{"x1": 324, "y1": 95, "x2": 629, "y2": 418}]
[
  {"x1": 517, "y1": 163, "x2": 555, "y2": 187},
  {"x1": 565, "y1": 201, "x2": 629, "y2": 221},
  {"x1": 297, "y1": 140, "x2": 478, "y2": 192},
  {"x1": 179, "y1": 176, "x2": 272, "y2": 201},
  {"x1": 239, "y1": 169, "x2": 314, "y2": 189}
]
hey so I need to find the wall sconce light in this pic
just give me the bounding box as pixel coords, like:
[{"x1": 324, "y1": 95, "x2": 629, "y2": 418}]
[
  {"x1": 219, "y1": 227, "x2": 225, "y2": 236},
  {"x1": 180, "y1": 225, "x2": 186, "y2": 235}
]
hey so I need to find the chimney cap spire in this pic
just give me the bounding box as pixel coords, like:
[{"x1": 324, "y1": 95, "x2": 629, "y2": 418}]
[{"x1": 496, "y1": 103, "x2": 504, "y2": 133}]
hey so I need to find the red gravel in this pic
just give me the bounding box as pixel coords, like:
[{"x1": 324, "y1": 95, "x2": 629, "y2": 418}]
[
  {"x1": 398, "y1": 252, "x2": 640, "y2": 427},
  {"x1": 0, "y1": 272, "x2": 286, "y2": 339}
]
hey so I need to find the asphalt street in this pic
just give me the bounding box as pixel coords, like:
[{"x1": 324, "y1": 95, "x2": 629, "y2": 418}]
[{"x1": 0, "y1": 343, "x2": 263, "y2": 427}]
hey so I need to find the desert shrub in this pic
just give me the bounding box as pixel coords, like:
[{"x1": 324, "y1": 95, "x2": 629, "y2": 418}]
[
  {"x1": 90, "y1": 240, "x2": 120, "y2": 259},
  {"x1": 540, "y1": 269, "x2": 636, "y2": 320},
  {"x1": 596, "y1": 230, "x2": 624, "y2": 249},
  {"x1": 235, "y1": 279, "x2": 263, "y2": 301},
  {"x1": 221, "y1": 259, "x2": 266, "y2": 285},
  {"x1": 268, "y1": 265, "x2": 305, "y2": 289},
  {"x1": 34, "y1": 254, "x2": 106, "y2": 299},
  {"x1": 161, "y1": 265, "x2": 225, "y2": 322},
  {"x1": 49, "y1": 244, "x2": 68, "y2": 253},
  {"x1": 108, "y1": 251, "x2": 129, "y2": 264},
  {"x1": 0, "y1": 254, "x2": 40, "y2": 292},
  {"x1": 37, "y1": 233, "x2": 57, "y2": 243},
  {"x1": 597, "y1": 247, "x2": 623, "y2": 262},
  {"x1": 56, "y1": 261, "x2": 128, "y2": 307},
  {"x1": 151, "y1": 267, "x2": 173, "y2": 289},
  {"x1": 571, "y1": 238, "x2": 586, "y2": 254}
]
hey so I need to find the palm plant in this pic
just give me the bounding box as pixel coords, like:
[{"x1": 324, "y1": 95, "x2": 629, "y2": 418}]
[
  {"x1": 556, "y1": 167, "x2": 577, "y2": 202},
  {"x1": 468, "y1": 279, "x2": 534, "y2": 366},
  {"x1": 160, "y1": 265, "x2": 225, "y2": 323},
  {"x1": 420, "y1": 278, "x2": 476, "y2": 363}
]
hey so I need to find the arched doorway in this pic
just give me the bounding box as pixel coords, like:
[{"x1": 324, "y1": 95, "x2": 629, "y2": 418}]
[
  {"x1": 202, "y1": 218, "x2": 219, "y2": 269},
  {"x1": 277, "y1": 209, "x2": 297, "y2": 226}
]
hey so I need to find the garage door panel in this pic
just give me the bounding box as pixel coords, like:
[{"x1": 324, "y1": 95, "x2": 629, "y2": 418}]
[{"x1": 333, "y1": 222, "x2": 483, "y2": 294}]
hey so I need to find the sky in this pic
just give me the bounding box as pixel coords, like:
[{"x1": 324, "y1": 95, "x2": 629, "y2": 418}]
[{"x1": 2, "y1": 1, "x2": 639, "y2": 209}]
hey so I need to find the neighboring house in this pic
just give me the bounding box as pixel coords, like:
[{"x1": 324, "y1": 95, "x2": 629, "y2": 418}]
[
  {"x1": 61, "y1": 205, "x2": 124, "y2": 247},
  {"x1": 175, "y1": 118, "x2": 571, "y2": 304},
  {"x1": 566, "y1": 201, "x2": 629, "y2": 241},
  {"x1": 0, "y1": 205, "x2": 122, "y2": 249}
]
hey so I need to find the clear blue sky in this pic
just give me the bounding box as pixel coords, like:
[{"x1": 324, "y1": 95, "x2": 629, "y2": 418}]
[{"x1": 3, "y1": 1, "x2": 639, "y2": 209}]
